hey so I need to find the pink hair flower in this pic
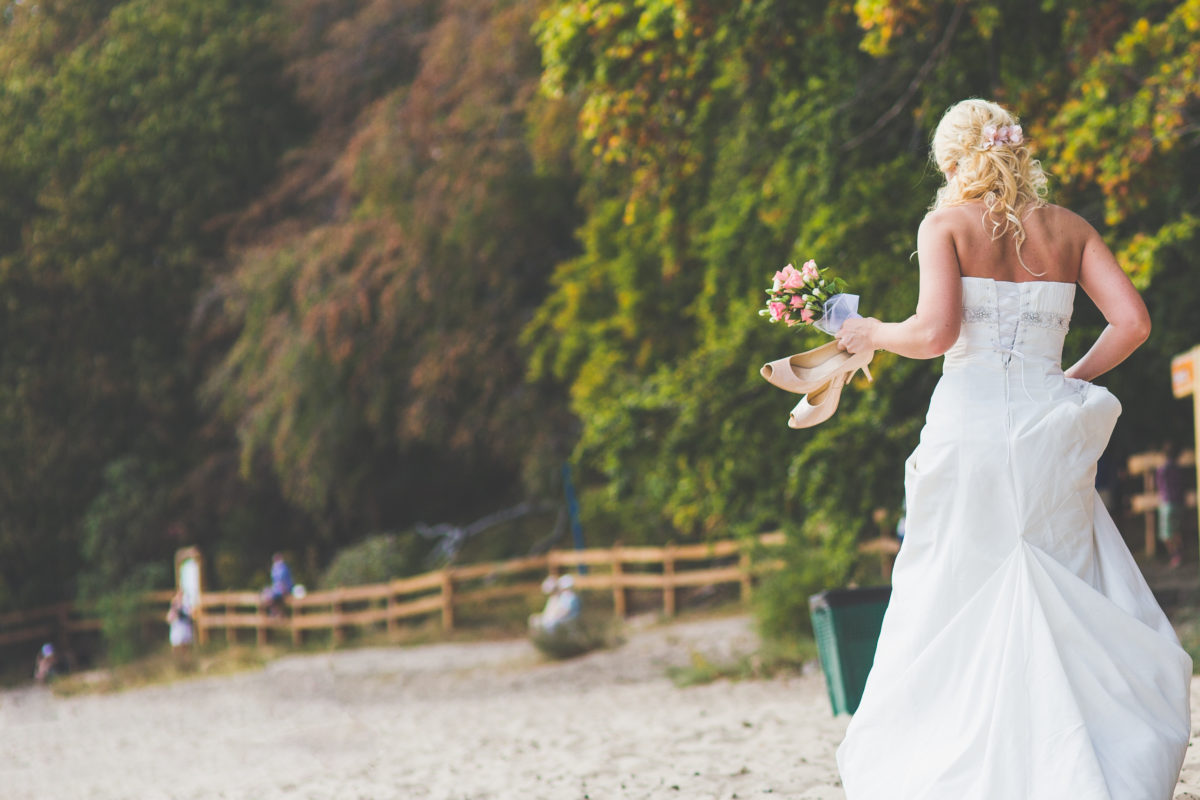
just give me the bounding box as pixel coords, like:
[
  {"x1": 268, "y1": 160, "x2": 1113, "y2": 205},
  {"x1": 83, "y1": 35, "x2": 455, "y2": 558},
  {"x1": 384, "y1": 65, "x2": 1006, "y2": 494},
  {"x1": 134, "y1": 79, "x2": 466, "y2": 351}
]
[{"x1": 981, "y1": 124, "x2": 1023, "y2": 150}]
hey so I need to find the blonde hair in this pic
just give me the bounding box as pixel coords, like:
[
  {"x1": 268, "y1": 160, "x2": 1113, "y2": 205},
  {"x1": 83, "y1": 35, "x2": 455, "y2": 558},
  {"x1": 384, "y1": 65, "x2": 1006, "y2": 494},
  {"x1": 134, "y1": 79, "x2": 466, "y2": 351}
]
[{"x1": 930, "y1": 99, "x2": 1048, "y2": 275}]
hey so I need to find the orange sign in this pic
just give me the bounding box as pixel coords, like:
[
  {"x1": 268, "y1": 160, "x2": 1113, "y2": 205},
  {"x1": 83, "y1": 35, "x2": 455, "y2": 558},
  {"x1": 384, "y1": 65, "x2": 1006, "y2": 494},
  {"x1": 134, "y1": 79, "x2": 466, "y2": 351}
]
[{"x1": 1173, "y1": 350, "x2": 1195, "y2": 399}]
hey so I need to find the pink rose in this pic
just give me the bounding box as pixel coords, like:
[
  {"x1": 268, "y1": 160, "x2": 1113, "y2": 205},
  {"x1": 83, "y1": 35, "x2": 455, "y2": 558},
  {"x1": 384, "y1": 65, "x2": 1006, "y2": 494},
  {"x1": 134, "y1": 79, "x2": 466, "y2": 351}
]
[
  {"x1": 800, "y1": 308, "x2": 814, "y2": 323},
  {"x1": 801, "y1": 259, "x2": 820, "y2": 282},
  {"x1": 769, "y1": 301, "x2": 787, "y2": 321},
  {"x1": 781, "y1": 266, "x2": 806, "y2": 290},
  {"x1": 790, "y1": 295, "x2": 805, "y2": 308}
]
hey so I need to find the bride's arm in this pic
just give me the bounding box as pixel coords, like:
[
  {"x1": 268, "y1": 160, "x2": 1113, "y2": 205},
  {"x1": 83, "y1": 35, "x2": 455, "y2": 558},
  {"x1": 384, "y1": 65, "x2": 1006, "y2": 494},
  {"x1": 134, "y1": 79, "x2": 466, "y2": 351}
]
[
  {"x1": 1064, "y1": 221, "x2": 1151, "y2": 382},
  {"x1": 836, "y1": 213, "x2": 962, "y2": 359}
]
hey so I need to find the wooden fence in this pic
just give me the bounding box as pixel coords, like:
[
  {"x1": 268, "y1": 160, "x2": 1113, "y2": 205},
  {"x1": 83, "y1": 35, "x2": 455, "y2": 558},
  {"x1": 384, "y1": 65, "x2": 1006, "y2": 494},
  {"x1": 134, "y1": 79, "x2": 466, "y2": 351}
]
[
  {"x1": 0, "y1": 604, "x2": 98, "y2": 649},
  {"x1": 1126, "y1": 449, "x2": 1197, "y2": 557},
  {"x1": 8, "y1": 443, "x2": 1190, "y2": 660},
  {"x1": 0, "y1": 533, "x2": 786, "y2": 655}
]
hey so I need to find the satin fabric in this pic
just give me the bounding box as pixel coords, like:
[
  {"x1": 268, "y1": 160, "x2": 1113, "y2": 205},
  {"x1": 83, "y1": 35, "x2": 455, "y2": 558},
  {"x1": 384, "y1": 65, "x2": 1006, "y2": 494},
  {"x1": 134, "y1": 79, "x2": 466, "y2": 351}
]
[{"x1": 837, "y1": 277, "x2": 1191, "y2": 800}]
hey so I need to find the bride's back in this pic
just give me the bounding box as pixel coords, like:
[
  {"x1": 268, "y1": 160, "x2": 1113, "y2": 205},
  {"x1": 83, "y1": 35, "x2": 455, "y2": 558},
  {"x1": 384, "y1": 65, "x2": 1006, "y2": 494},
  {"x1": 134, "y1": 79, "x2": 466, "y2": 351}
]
[{"x1": 942, "y1": 201, "x2": 1088, "y2": 285}]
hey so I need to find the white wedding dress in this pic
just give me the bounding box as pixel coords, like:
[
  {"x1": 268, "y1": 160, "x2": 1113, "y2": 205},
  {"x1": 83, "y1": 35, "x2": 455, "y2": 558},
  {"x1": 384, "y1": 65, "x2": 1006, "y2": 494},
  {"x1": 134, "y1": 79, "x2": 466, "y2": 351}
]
[{"x1": 837, "y1": 277, "x2": 1192, "y2": 800}]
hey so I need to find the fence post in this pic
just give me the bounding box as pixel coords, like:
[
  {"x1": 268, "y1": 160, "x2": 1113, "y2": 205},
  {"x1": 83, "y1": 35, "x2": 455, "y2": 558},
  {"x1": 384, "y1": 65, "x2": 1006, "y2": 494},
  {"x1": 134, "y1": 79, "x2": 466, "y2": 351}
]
[
  {"x1": 441, "y1": 570, "x2": 455, "y2": 631},
  {"x1": 196, "y1": 599, "x2": 208, "y2": 647},
  {"x1": 739, "y1": 550, "x2": 752, "y2": 603},
  {"x1": 1144, "y1": 465, "x2": 1157, "y2": 558},
  {"x1": 663, "y1": 542, "x2": 676, "y2": 617},
  {"x1": 256, "y1": 599, "x2": 267, "y2": 648},
  {"x1": 611, "y1": 542, "x2": 626, "y2": 618},
  {"x1": 332, "y1": 590, "x2": 345, "y2": 646},
  {"x1": 386, "y1": 585, "x2": 396, "y2": 638}
]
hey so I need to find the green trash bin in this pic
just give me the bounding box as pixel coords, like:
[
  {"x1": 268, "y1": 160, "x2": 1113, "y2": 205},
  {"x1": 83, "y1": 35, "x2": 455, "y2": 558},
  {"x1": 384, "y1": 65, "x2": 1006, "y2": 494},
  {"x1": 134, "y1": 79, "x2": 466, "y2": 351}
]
[{"x1": 809, "y1": 586, "x2": 891, "y2": 716}]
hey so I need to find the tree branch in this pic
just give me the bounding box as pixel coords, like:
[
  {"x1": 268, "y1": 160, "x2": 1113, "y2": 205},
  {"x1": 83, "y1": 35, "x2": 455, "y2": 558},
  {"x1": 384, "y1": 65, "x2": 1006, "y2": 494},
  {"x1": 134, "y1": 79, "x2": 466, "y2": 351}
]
[{"x1": 841, "y1": 1, "x2": 968, "y2": 152}]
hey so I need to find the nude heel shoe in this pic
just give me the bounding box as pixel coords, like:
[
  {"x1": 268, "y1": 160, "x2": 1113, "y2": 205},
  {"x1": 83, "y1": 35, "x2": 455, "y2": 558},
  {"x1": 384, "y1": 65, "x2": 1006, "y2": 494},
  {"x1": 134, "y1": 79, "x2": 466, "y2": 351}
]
[
  {"x1": 761, "y1": 343, "x2": 873, "y2": 395},
  {"x1": 787, "y1": 358, "x2": 874, "y2": 429}
]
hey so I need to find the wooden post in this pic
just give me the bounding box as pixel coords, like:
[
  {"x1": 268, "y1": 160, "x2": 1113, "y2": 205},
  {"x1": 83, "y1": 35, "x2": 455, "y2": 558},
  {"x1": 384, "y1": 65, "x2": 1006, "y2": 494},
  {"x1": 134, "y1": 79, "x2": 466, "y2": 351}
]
[
  {"x1": 441, "y1": 570, "x2": 455, "y2": 631},
  {"x1": 663, "y1": 542, "x2": 676, "y2": 617},
  {"x1": 332, "y1": 591, "x2": 345, "y2": 647},
  {"x1": 195, "y1": 602, "x2": 206, "y2": 647},
  {"x1": 739, "y1": 551, "x2": 752, "y2": 604},
  {"x1": 611, "y1": 543, "x2": 626, "y2": 618},
  {"x1": 256, "y1": 599, "x2": 267, "y2": 648},
  {"x1": 386, "y1": 587, "x2": 396, "y2": 638},
  {"x1": 196, "y1": 600, "x2": 208, "y2": 647}
]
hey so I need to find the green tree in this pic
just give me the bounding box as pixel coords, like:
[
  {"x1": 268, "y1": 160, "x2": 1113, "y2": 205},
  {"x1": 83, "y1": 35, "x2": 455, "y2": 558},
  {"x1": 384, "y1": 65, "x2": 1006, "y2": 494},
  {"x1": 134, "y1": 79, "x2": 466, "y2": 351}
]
[
  {"x1": 208, "y1": 0, "x2": 580, "y2": 543},
  {"x1": 532, "y1": 0, "x2": 1199, "y2": 636},
  {"x1": 0, "y1": 0, "x2": 303, "y2": 608}
]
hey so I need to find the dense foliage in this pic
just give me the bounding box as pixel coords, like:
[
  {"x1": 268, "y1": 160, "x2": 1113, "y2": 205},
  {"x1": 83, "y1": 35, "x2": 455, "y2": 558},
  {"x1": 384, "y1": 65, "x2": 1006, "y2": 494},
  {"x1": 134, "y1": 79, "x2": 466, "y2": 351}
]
[{"x1": 0, "y1": 0, "x2": 1195, "y2": 647}]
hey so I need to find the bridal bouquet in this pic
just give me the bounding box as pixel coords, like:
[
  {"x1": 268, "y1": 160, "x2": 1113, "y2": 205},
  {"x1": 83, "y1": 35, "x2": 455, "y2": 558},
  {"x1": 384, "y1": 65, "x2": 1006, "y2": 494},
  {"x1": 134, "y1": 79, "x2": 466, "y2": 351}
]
[{"x1": 759, "y1": 259, "x2": 861, "y2": 335}]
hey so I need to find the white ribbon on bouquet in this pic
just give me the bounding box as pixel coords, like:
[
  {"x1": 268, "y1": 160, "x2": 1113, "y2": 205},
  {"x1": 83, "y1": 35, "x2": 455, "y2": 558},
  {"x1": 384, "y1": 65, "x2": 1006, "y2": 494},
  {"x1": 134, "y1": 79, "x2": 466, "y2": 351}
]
[{"x1": 813, "y1": 293, "x2": 862, "y2": 336}]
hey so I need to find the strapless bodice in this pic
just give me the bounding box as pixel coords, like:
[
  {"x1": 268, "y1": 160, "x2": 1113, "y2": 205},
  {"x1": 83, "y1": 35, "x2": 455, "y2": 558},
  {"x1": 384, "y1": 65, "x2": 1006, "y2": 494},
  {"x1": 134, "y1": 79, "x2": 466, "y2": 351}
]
[{"x1": 943, "y1": 276, "x2": 1076, "y2": 374}]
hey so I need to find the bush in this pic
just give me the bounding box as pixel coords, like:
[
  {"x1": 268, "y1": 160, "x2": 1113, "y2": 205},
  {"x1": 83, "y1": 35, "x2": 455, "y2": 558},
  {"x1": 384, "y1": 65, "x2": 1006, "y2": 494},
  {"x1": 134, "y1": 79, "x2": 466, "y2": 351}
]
[
  {"x1": 751, "y1": 515, "x2": 857, "y2": 643},
  {"x1": 320, "y1": 531, "x2": 429, "y2": 588},
  {"x1": 529, "y1": 610, "x2": 624, "y2": 660},
  {"x1": 94, "y1": 564, "x2": 169, "y2": 666}
]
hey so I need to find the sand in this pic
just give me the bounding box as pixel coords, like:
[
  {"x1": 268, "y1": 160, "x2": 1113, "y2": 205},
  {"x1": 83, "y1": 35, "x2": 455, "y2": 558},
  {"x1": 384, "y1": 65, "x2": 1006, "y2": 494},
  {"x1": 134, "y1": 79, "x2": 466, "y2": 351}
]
[{"x1": 2, "y1": 614, "x2": 1199, "y2": 799}]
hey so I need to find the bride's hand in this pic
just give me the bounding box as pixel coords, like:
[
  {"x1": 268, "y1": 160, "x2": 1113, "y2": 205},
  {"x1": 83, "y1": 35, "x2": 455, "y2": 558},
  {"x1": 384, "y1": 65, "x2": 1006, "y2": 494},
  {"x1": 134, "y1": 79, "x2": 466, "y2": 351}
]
[{"x1": 836, "y1": 317, "x2": 879, "y2": 353}]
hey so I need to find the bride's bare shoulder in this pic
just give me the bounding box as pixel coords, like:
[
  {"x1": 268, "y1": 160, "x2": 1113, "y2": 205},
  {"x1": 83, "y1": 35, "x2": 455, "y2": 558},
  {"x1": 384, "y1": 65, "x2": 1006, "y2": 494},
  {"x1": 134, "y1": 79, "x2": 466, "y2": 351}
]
[
  {"x1": 922, "y1": 204, "x2": 978, "y2": 225},
  {"x1": 1030, "y1": 203, "x2": 1094, "y2": 234},
  {"x1": 919, "y1": 204, "x2": 979, "y2": 238}
]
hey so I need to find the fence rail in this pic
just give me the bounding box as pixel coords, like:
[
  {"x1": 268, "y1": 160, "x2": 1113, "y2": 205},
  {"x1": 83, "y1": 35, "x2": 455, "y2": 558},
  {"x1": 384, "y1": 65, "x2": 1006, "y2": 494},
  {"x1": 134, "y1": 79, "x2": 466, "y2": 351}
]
[{"x1": 1, "y1": 533, "x2": 786, "y2": 655}]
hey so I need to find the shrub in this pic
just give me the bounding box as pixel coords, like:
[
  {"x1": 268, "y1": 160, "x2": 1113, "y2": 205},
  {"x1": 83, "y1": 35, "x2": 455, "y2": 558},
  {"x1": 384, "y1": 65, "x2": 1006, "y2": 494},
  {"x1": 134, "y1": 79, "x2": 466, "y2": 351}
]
[{"x1": 320, "y1": 531, "x2": 429, "y2": 588}]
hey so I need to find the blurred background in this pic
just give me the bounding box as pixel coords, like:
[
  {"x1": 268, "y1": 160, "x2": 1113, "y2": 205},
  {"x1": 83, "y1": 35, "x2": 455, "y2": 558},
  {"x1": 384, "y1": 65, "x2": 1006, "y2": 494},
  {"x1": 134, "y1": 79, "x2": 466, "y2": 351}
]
[{"x1": 0, "y1": 0, "x2": 1195, "y2": 663}]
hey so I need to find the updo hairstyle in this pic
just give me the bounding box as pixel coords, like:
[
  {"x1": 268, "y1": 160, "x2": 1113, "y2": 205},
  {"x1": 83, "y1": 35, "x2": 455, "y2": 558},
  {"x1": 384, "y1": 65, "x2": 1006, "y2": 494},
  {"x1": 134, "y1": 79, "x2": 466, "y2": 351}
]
[{"x1": 930, "y1": 99, "x2": 1049, "y2": 274}]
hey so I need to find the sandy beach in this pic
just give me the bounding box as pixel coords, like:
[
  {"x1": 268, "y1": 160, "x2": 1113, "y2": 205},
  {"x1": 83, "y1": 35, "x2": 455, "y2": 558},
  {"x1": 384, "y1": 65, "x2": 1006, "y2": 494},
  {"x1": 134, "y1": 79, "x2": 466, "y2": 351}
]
[{"x1": 2, "y1": 613, "x2": 1199, "y2": 799}]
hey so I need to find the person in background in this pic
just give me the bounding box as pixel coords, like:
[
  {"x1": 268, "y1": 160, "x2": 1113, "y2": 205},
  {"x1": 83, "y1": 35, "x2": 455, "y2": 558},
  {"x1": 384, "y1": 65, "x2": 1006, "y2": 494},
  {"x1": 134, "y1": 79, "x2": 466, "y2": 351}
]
[
  {"x1": 262, "y1": 552, "x2": 294, "y2": 617},
  {"x1": 166, "y1": 590, "x2": 195, "y2": 654},
  {"x1": 34, "y1": 643, "x2": 57, "y2": 684},
  {"x1": 528, "y1": 574, "x2": 582, "y2": 635},
  {"x1": 553, "y1": 574, "x2": 582, "y2": 628},
  {"x1": 528, "y1": 575, "x2": 560, "y2": 633},
  {"x1": 1157, "y1": 441, "x2": 1186, "y2": 569}
]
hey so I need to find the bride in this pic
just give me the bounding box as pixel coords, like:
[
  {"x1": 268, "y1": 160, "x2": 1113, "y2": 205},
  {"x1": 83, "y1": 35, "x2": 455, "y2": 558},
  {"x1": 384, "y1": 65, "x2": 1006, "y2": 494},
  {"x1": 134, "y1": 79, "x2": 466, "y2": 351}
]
[{"x1": 832, "y1": 99, "x2": 1191, "y2": 799}]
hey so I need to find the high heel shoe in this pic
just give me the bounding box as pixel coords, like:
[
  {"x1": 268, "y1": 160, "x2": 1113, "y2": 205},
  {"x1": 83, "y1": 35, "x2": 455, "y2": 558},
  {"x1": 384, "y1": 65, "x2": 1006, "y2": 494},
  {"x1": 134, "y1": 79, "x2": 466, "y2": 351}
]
[
  {"x1": 787, "y1": 358, "x2": 874, "y2": 429},
  {"x1": 761, "y1": 343, "x2": 874, "y2": 395}
]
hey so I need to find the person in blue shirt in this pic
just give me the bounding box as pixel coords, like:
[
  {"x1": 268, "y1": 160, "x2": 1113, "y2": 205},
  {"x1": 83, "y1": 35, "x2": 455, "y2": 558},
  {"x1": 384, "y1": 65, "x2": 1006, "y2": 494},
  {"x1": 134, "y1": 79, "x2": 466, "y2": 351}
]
[{"x1": 263, "y1": 552, "x2": 294, "y2": 617}]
